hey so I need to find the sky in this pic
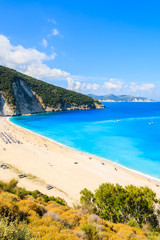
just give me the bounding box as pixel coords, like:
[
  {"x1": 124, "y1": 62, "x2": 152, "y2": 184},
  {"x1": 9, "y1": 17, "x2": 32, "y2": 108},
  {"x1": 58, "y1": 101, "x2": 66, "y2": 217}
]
[{"x1": 0, "y1": 0, "x2": 160, "y2": 100}]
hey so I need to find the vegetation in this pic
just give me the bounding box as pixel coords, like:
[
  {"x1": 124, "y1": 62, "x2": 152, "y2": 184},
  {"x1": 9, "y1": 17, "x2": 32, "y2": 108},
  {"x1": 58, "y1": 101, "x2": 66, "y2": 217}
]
[
  {"x1": 80, "y1": 183, "x2": 160, "y2": 228},
  {"x1": 0, "y1": 179, "x2": 66, "y2": 205},
  {"x1": 0, "y1": 218, "x2": 33, "y2": 240},
  {"x1": 0, "y1": 65, "x2": 102, "y2": 111},
  {"x1": 0, "y1": 179, "x2": 151, "y2": 240}
]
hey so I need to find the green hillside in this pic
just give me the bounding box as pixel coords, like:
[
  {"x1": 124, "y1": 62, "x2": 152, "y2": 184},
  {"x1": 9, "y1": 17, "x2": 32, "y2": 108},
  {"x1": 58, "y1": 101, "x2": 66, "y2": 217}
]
[
  {"x1": 0, "y1": 65, "x2": 103, "y2": 114},
  {"x1": 0, "y1": 179, "x2": 157, "y2": 240}
]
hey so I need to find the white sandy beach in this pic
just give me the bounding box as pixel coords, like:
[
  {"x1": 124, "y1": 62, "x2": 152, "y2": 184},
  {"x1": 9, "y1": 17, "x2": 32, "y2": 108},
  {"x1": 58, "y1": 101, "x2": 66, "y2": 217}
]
[{"x1": 0, "y1": 116, "x2": 160, "y2": 206}]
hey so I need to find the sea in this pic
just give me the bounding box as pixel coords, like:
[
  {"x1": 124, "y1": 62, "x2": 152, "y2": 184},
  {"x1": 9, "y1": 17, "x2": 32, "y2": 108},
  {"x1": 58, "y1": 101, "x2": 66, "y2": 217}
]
[{"x1": 10, "y1": 102, "x2": 160, "y2": 180}]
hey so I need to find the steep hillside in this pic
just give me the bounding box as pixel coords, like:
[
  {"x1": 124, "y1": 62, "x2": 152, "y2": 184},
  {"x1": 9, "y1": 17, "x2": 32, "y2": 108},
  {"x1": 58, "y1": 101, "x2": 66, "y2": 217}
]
[
  {"x1": 0, "y1": 179, "x2": 151, "y2": 240},
  {"x1": 88, "y1": 94, "x2": 154, "y2": 102},
  {"x1": 0, "y1": 65, "x2": 104, "y2": 116}
]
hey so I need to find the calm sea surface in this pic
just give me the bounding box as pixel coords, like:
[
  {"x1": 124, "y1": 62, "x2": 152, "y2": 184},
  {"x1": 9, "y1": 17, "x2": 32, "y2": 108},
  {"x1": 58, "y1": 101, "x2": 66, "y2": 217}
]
[{"x1": 10, "y1": 102, "x2": 160, "y2": 180}]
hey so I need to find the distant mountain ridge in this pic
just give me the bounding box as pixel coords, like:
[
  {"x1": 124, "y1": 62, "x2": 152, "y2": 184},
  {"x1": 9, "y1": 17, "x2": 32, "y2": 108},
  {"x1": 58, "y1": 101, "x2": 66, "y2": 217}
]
[
  {"x1": 0, "y1": 65, "x2": 104, "y2": 116},
  {"x1": 88, "y1": 94, "x2": 154, "y2": 102}
]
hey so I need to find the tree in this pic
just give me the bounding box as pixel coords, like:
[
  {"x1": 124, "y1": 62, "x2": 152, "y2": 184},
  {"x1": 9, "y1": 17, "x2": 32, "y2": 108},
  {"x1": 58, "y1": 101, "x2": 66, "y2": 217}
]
[{"x1": 80, "y1": 183, "x2": 160, "y2": 228}]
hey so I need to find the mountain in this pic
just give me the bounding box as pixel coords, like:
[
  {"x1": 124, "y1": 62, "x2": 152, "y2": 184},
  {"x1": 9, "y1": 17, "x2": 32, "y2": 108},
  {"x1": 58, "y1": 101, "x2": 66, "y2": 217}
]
[
  {"x1": 88, "y1": 94, "x2": 154, "y2": 102},
  {"x1": 0, "y1": 65, "x2": 104, "y2": 116}
]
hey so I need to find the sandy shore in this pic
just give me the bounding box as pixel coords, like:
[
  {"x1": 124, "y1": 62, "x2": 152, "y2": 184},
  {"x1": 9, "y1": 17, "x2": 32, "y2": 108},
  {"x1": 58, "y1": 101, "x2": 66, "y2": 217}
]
[{"x1": 0, "y1": 116, "x2": 160, "y2": 206}]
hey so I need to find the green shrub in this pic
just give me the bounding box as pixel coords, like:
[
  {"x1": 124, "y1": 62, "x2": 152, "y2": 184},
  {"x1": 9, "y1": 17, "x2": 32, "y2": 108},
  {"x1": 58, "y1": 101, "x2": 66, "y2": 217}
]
[
  {"x1": 0, "y1": 218, "x2": 33, "y2": 240},
  {"x1": 80, "y1": 188, "x2": 94, "y2": 206},
  {"x1": 16, "y1": 188, "x2": 30, "y2": 199},
  {"x1": 30, "y1": 190, "x2": 66, "y2": 205},
  {"x1": 0, "y1": 179, "x2": 66, "y2": 206},
  {"x1": 80, "y1": 183, "x2": 160, "y2": 228},
  {"x1": 81, "y1": 222, "x2": 100, "y2": 240},
  {"x1": 5, "y1": 179, "x2": 18, "y2": 193},
  {"x1": 127, "y1": 219, "x2": 140, "y2": 228}
]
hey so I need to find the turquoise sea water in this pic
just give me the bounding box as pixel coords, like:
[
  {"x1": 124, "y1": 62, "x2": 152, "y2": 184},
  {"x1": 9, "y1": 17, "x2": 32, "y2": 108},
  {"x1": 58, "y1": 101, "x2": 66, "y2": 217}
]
[{"x1": 10, "y1": 102, "x2": 160, "y2": 180}]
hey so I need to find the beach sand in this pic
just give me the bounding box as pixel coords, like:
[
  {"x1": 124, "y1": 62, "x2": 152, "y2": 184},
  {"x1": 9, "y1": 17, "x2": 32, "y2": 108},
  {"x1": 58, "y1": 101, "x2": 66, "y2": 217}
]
[{"x1": 0, "y1": 116, "x2": 160, "y2": 206}]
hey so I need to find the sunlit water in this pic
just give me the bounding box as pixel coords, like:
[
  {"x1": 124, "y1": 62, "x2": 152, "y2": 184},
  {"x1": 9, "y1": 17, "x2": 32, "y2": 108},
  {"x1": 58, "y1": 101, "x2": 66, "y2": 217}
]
[{"x1": 10, "y1": 102, "x2": 160, "y2": 180}]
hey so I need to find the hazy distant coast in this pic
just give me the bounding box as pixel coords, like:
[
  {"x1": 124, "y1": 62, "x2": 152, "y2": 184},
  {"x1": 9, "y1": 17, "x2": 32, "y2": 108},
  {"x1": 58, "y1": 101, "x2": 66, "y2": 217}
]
[{"x1": 88, "y1": 94, "x2": 155, "y2": 102}]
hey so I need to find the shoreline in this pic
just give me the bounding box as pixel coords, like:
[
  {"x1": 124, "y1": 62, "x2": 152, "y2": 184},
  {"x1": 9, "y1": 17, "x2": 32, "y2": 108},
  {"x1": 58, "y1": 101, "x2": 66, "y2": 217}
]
[
  {"x1": 9, "y1": 116, "x2": 160, "y2": 184},
  {"x1": 0, "y1": 116, "x2": 160, "y2": 206}
]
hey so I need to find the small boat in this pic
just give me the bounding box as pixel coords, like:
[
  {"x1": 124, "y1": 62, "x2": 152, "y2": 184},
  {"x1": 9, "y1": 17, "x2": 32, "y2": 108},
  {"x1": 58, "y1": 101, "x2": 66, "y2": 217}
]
[
  {"x1": 114, "y1": 120, "x2": 120, "y2": 123},
  {"x1": 149, "y1": 116, "x2": 154, "y2": 124}
]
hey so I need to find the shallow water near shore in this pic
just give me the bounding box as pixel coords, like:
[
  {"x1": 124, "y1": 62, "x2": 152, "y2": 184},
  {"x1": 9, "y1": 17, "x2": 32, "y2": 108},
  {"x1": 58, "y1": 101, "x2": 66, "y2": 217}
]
[{"x1": 11, "y1": 102, "x2": 160, "y2": 179}]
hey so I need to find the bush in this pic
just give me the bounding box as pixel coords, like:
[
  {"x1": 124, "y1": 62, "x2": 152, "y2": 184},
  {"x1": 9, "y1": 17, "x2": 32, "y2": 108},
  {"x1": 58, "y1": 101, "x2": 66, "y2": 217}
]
[
  {"x1": 0, "y1": 193, "x2": 25, "y2": 222},
  {"x1": 0, "y1": 179, "x2": 66, "y2": 206},
  {"x1": 127, "y1": 219, "x2": 140, "y2": 229},
  {"x1": 0, "y1": 180, "x2": 152, "y2": 239},
  {"x1": 0, "y1": 179, "x2": 18, "y2": 194},
  {"x1": 81, "y1": 222, "x2": 100, "y2": 240},
  {"x1": 80, "y1": 183, "x2": 160, "y2": 228},
  {"x1": 80, "y1": 188, "x2": 94, "y2": 206},
  {"x1": 0, "y1": 218, "x2": 32, "y2": 240},
  {"x1": 16, "y1": 187, "x2": 30, "y2": 199}
]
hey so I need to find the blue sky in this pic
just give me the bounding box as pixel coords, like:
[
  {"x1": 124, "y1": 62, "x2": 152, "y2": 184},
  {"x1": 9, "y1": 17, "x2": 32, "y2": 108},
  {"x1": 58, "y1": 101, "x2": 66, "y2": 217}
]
[{"x1": 0, "y1": 0, "x2": 160, "y2": 100}]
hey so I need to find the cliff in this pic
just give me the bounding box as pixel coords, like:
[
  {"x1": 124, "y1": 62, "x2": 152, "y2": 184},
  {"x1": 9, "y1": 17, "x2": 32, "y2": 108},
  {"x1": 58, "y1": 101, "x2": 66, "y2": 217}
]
[{"x1": 0, "y1": 65, "x2": 104, "y2": 116}]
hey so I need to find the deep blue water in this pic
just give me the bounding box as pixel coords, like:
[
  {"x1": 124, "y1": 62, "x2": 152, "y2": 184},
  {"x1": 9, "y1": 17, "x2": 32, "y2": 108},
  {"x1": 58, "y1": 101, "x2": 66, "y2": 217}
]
[{"x1": 10, "y1": 102, "x2": 160, "y2": 180}]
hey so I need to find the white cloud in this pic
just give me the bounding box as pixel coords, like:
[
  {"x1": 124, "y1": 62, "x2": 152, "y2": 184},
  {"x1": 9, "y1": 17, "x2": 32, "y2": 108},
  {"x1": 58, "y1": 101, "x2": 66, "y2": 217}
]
[
  {"x1": 41, "y1": 39, "x2": 48, "y2": 48},
  {"x1": 81, "y1": 83, "x2": 86, "y2": 90},
  {"x1": 25, "y1": 63, "x2": 69, "y2": 79},
  {"x1": 75, "y1": 81, "x2": 81, "y2": 90},
  {"x1": 67, "y1": 77, "x2": 75, "y2": 90},
  {"x1": 130, "y1": 83, "x2": 155, "y2": 92},
  {"x1": 52, "y1": 28, "x2": 59, "y2": 36},
  {"x1": 0, "y1": 35, "x2": 46, "y2": 66},
  {"x1": 67, "y1": 77, "x2": 99, "y2": 91},
  {"x1": 0, "y1": 34, "x2": 69, "y2": 79},
  {"x1": 104, "y1": 79, "x2": 123, "y2": 90},
  {"x1": 86, "y1": 83, "x2": 99, "y2": 90}
]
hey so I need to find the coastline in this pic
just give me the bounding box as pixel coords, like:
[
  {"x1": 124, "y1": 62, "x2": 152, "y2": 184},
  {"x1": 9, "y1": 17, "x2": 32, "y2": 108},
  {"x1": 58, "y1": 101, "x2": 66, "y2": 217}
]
[
  {"x1": 0, "y1": 116, "x2": 160, "y2": 206},
  {"x1": 9, "y1": 116, "x2": 160, "y2": 184}
]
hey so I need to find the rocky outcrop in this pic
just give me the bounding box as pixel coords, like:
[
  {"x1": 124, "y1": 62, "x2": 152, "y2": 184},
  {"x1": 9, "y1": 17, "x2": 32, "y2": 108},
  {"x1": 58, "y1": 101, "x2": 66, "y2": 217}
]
[
  {"x1": 0, "y1": 79, "x2": 105, "y2": 116},
  {"x1": 0, "y1": 94, "x2": 16, "y2": 116},
  {"x1": 12, "y1": 80, "x2": 45, "y2": 115},
  {"x1": 0, "y1": 79, "x2": 45, "y2": 116},
  {"x1": 0, "y1": 65, "x2": 105, "y2": 116}
]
